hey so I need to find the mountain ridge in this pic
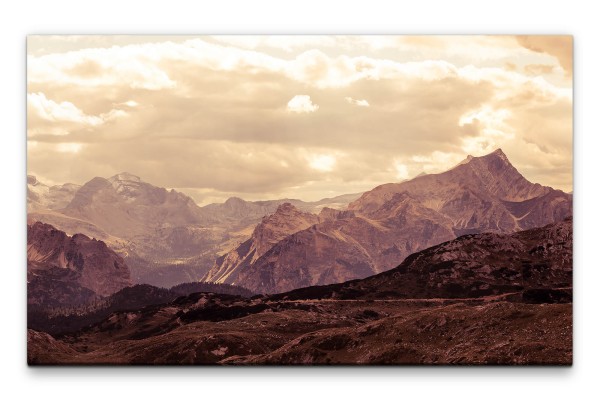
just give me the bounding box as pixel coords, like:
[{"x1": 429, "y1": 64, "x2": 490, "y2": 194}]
[
  {"x1": 222, "y1": 149, "x2": 572, "y2": 294},
  {"x1": 27, "y1": 222, "x2": 131, "y2": 299},
  {"x1": 203, "y1": 203, "x2": 319, "y2": 284}
]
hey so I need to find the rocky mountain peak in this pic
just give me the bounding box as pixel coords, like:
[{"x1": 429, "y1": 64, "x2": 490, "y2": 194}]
[
  {"x1": 225, "y1": 196, "x2": 245, "y2": 205},
  {"x1": 274, "y1": 202, "x2": 300, "y2": 215},
  {"x1": 108, "y1": 172, "x2": 142, "y2": 183},
  {"x1": 456, "y1": 148, "x2": 510, "y2": 171},
  {"x1": 27, "y1": 222, "x2": 131, "y2": 297},
  {"x1": 203, "y1": 203, "x2": 319, "y2": 285},
  {"x1": 491, "y1": 147, "x2": 508, "y2": 158}
]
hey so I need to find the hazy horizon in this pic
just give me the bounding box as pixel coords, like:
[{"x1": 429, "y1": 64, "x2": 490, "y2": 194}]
[{"x1": 27, "y1": 35, "x2": 573, "y2": 205}]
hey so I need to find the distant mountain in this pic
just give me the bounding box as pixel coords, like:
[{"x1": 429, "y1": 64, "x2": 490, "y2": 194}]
[
  {"x1": 203, "y1": 203, "x2": 319, "y2": 284},
  {"x1": 199, "y1": 192, "x2": 362, "y2": 224},
  {"x1": 27, "y1": 175, "x2": 80, "y2": 211},
  {"x1": 227, "y1": 149, "x2": 572, "y2": 294},
  {"x1": 28, "y1": 173, "x2": 244, "y2": 284},
  {"x1": 62, "y1": 173, "x2": 207, "y2": 239},
  {"x1": 27, "y1": 222, "x2": 131, "y2": 303},
  {"x1": 27, "y1": 172, "x2": 362, "y2": 287}
]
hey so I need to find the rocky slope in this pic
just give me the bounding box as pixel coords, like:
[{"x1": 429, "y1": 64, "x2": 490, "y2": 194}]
[
  {"x1": 203, "y1": 203, "x2": 319, "y2": 284},
  {"x1": 234, "y1": 149, "x2": 572, "y2": 294},
  {"x1": 270, "y1": 217, "x2": 572, "y2": 301},
  {"x1": 27, "y1": 222, "x2": 131, "y2": 300}
]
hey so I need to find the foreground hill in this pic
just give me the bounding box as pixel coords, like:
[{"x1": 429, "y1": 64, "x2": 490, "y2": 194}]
[
  {"x1": 28, "y1": 218, "x2": 572, "y2": 365},
  {"x1": 229, "y1": 149, "x2": 572, "y2": 294},
  {"x1": 269, "y1": 217, "x2": 572, "y2": 301},
  {"x1": 28, "y1": 282, "x2": 254, "y2": 336}
]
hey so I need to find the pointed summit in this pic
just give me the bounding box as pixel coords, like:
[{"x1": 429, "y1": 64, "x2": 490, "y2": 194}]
[
  {"x1": 459, "y1": 148, "x2": 510, "y2": 168},
  {"x1": 274, "y1": 202, "x2": 299, "y2": 215},
  {"x1": 224, "y1": 196, "x2": 246, "y2": 205},
  {"x1": 203, "y1": 202, "x2": 319, "y2": 285},
  {"x1": 450, "y1": 148, "x2": 550, "y2": 202},
  {"x1": 480, "y1": 148, "x2": 510, "y2": 163}
]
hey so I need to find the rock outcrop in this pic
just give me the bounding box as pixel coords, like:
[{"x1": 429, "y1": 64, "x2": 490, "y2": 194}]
[{"x1": 27, "y1": 222, "x2": 131, "y2": 299}]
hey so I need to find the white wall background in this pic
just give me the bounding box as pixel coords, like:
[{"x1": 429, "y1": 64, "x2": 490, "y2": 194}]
[{"x1": 1, "y1": 1, "x2": 596, "y2": 400}]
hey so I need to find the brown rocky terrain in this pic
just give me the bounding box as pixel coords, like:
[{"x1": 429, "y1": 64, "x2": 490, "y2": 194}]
[
  {"x1": 27, "y1": 222, "x2": 131, "y2": 300},
  {"x1": 271, "y1": 217, "x2": 572, "y2": 301},
  {"x1": 27, "y1": 218, "x2": 572, "y2": 365},
  {"x1": 232, "y1": 149, "x2": 572, "y2": 294},
  {"x1": 27, "y1": 295, "x2": 571, "y2": 365}
]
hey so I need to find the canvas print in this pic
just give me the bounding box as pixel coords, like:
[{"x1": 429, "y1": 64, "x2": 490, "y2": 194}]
[{"x1": 26, "y1": 35, "x2": 573, "y2": 365}]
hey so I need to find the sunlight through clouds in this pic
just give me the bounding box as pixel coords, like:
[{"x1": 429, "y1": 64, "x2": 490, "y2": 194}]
[
  {"x1": 308, "y1": 154, "x2": 336, "y2": 172},
  {"x1": 26, "y1": 35, "x2": 573, "y2": 202}
]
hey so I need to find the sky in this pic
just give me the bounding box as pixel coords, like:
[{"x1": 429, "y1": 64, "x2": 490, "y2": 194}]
[{"x1": 26, "y1": 35, "x2": 573, "y2": 205}]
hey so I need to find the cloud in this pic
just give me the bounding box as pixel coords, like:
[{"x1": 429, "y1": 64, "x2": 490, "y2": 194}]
[
  {"x1": 287, "y1": 95, "x2": 319, "y2": 113},
  {"x1": 393, "y1": 161, "x2": 409, "y2": 180},
  {"x1": 26, "y1": 36, "x2": 573, "y2": 203},
  {"x1": 523, "y1": 64, "x2": 555, "y2": 76},
  {"x1": 28, "y1": 92, "x2": 104, "y2": 126},
  {"x1": 516, "y1": 36, "x2": 573, "y2": 76},
  {"x1": 458, "y1": 106, "x2": 515, "y2": 154},
  {"x1": 345, "y1": 97, "x2": 369, "y2": 107},
  {"x1": 27, "y1": 92, "x2": 128, "y2": 137},
  {"x1": 307, "y1": 154, "x2": 336, "y2": 172},
  {"x1": 210, "y1": 35, "x2": 339, "y2": 53},
  {"x1": 56, "y1": 143, "x2": 84, "y2": 153}
]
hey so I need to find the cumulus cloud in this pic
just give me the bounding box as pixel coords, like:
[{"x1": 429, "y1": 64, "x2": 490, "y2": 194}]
[
  {"x1": 345, "y1": 97, "x2": 370, "y2": 107},
  {"x1": 26, "y1": 36, "x2": 573, "y2": 203},
  {"x1": 287, "y1": 95, "x2": 319, "y2": 113},
  {"x1": 27, "y1": 92, "x2": 127, "y2": 137},
  {"x1": 28, "y1": 92, "x2": 104, "y2": 126}
]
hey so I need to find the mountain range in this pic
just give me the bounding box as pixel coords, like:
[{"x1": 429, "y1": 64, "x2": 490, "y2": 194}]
[
  {"x1": 27, "y1": 149, "x2": 571, "y2": 295},
  {"x1": 204, "y1": 149, "x2": 572, "y2": 294},
  {"x1": 27, "y1": 173, "x2": 362, "y2": 287}
]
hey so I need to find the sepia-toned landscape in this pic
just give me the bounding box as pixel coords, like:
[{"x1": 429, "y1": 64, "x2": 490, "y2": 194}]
[{"x1": 26, "y1": 35, "x2": 572, "y2": 365}]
